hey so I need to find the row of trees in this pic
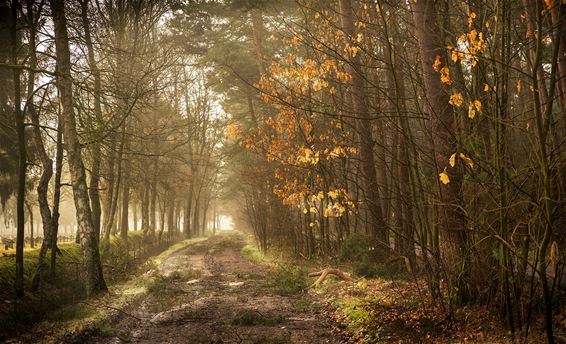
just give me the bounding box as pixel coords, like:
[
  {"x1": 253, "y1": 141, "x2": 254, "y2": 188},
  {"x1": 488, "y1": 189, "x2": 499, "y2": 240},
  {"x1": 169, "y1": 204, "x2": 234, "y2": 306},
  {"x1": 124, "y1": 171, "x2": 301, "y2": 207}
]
[
  {"x1": 1, "y1": 0, "x2": 565, "y2": 341},
  {"x1": 0, "y1": 0, "x2": 224, "y2": 298},
  {"x1": 210, "y1": 0, "x2": 565, "y2": 342}
]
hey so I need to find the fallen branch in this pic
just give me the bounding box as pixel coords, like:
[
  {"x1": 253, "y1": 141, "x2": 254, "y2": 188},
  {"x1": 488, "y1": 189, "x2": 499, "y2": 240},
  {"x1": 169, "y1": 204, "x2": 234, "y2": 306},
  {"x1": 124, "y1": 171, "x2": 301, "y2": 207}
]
[{"x1": 307, "y1": 268, "x2": 355, "y2": 289}]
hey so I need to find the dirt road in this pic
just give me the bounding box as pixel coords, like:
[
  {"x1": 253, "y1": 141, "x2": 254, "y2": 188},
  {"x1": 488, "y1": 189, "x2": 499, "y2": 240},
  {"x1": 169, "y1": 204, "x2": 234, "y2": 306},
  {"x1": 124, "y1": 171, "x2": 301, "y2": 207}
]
[{"x1": 88, "y1": 232, "x2": 338, "y2": 344}]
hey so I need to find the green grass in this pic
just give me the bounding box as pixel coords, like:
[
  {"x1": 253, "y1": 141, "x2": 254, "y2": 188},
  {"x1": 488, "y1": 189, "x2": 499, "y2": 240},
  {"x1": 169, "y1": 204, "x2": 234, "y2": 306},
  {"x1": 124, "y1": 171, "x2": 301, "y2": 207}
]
[
  {"x1": 0, "y1": 243, "x2": 82, "y2": 292},
  {"x1": 152, "y1": 237, "x2": 207, "y2": 265},
  {"x1": 240, "y1": 243, "x2": 264, "y2": 263},
  {"x1": 328, "y1": 296, "x2": 375, "y2": 330}
]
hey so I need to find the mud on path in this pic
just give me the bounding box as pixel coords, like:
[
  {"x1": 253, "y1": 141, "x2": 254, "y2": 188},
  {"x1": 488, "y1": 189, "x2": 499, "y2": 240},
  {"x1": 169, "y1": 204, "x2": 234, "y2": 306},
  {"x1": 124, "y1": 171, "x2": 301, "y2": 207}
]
[{"x1": 87, "y1": 232, "x2": 337, "y2": 344}]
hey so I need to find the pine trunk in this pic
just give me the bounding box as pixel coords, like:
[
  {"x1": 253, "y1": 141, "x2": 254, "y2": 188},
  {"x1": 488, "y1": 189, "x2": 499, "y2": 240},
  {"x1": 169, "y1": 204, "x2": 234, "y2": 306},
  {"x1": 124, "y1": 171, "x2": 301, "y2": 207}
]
[
  {"x1": 338, "y1": 0, "x2": 387, "y2": 246},
  {"x1": 411, "y1": 0, "x2": 471, "y2": 303}
]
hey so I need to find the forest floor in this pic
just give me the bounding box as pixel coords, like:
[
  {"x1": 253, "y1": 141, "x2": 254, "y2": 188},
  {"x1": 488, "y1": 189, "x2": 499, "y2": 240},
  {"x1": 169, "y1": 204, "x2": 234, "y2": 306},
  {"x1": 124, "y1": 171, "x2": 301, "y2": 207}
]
[
  {"x1": 78, "y1": 231, "x2": 337, "y2": 344},
  {"x1": 7, "y1": 231, "x2": 561, "y2": 344}
]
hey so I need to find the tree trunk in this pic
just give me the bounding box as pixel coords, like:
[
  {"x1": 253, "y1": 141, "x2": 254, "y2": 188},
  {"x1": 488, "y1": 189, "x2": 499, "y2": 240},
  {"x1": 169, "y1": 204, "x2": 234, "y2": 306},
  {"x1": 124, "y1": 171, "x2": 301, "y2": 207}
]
[
  {"x1": 49, "y1": 0, "x2": 107, "y2": 296},
  {"x1": 250, "y1": 8, "x2": 266, "y2": 76},
  {"x1": 411, "y1": 0, "x2": 471, "y2": 303},
  {"x1": 80, "y1": 0, "x2": 103, "y2": 238},
  {"x1": 150, "y1": 180, "x2": 156, "y2": 235},
  {"x1": 120, "y1": 137, "x2": 131, "y2": 241},
  {"x1": 212, "y1": 201, "x2": 217, "y2": 235},
  {"x1": 50, "y1": 118, "x2": 64, "y2": 277},
  {"x1": 193, "y1": 196, "x2": 200, "y2": 238},
  {"x1": 141, "y1": 184, "x2": 150, "y2": 232},
  {"x1": 548, "y1": 1, "x2": 566, "y2": 113},
  {"x1": 149, "y1": 151, "x2": 158, "y2": 236},
  {"x1": 132, "y1": 201, "x2": 137, "y2": 231},
  {"x1": 101, "y1": 137, "x2": 117, "y2": 239},
  {"x1": 11, "y1": 0, "x2": 26, "y2": 299},
  {"x1": 27, "y1": 0, "x2": 55, "y2": 289},
  {"x1": 27, "y1": 203, "x2": 34, "y2": 248},
  {"x1": 103, "y1": 129, "x2": 124, "y2": 244},
  {"x1": 184, "y1": 183, "x2": 193, "y2": 237},
  {"x1": 382, "y1": 6, "x2": 415, "y2": 263},
  {"x1": 338, "y1": 0, "x2": 387, "y2": 247},
  {"x1": 167, "y1": 194, "x2": 175, "y2": 234}
]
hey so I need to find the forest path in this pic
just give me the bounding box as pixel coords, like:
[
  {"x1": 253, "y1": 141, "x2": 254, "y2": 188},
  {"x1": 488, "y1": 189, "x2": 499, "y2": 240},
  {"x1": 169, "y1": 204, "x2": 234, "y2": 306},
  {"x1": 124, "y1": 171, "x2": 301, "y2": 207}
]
[{"x1": 88, "y1": 231, "x2": 337, "y2": 344}]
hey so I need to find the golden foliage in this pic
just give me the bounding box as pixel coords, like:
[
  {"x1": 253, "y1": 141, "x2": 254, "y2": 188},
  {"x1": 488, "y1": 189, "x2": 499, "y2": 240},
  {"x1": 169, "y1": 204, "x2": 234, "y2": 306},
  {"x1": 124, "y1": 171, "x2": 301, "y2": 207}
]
[
  {"x1": 439, "y1": 169, "x2": 450, "y2": 185},
  {"x1": 449, "y1": 92, "x2": 464, "y2": 107}
]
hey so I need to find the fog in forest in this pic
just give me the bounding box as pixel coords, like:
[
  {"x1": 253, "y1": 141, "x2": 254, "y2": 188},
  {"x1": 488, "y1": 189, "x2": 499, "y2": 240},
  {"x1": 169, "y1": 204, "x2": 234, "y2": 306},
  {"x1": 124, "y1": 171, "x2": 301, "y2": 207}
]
[{"x1": 1, "y1": 0, "x2": 566, "y2": 343}]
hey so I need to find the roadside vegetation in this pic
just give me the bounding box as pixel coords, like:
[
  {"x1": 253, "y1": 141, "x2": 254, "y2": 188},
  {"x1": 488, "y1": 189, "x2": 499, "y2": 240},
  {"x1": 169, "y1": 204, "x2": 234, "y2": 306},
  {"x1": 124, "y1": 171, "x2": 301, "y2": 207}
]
[{"x1": 0, "y1": 232, "x2": 183, "y2": 339}]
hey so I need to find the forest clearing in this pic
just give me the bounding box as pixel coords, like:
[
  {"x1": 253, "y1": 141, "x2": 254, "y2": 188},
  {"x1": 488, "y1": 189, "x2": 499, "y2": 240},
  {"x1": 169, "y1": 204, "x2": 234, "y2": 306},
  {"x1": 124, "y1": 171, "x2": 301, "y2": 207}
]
[{"x1": 1, "y1": 0, "x2": 566, "y2": 343}]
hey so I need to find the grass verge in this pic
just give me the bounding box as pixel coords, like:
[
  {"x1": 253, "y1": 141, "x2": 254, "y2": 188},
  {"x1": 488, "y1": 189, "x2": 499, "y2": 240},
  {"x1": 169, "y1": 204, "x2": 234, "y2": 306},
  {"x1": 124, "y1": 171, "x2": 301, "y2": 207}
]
[{"x1": 0, "y1": 232, "x2": 202, "y2": 341}]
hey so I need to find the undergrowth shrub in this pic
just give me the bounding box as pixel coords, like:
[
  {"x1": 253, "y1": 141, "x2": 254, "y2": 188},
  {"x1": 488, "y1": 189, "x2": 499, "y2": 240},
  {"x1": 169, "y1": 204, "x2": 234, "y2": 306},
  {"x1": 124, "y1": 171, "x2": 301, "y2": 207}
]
[
  {"x1": 269, "y1": 265, "x2": 307, "y2": 295},
  {"x1": 339, "y1": 233, "x2": 387, "y2": 278}
]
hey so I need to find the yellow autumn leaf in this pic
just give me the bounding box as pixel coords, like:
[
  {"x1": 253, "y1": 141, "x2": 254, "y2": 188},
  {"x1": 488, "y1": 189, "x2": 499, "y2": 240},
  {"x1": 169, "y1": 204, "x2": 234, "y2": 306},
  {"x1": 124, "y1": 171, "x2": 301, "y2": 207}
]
[
  {"x1": 440, "y1": 66, "x2": 452, "y2": 85},
  {"x1": 459, "y1": 153, "x2": 474, "y2": 168},
  {"x1": 468, "y1": 104, "x2": 476, "y2": 119},
  {"x1": 439, "y1": 169, "x2": 450, "y2": 184},
  {"x1": 473, "y1": 99, "x2": 482, "y2": 111},
  {"x1": 451, "y1": 50, "x2": 461, "y2": 63},
  {"x1": 334, "y1": 203, "x2": 346, "y2": 216},
  {"x1": 323, "y1": 206, "x2": 333, "y2": 218},
  {"x1": 467, "y1": 11, "x2": 477, "y2": 27},
  {"x1": 544, "y1": 0, "x2": 554, "y2": 10},
  {"x1": 517, "y1": 79, "x2": 521, "y2": 94},
  {"x1": 483, "y1": 83, "x2": 489, "y2": 92},
  {"x1": 433, "y1": 55, "x2": 442, "y2": 72},
  {"x1": 328, "y1": 190, "x2": 339, "y2": 199},
  {"x1": 449, "y1": 153, "x2": 457, "y2": 167},
  {"x1": 449, "y1": 92, "x2": 464, "y2": 107}
]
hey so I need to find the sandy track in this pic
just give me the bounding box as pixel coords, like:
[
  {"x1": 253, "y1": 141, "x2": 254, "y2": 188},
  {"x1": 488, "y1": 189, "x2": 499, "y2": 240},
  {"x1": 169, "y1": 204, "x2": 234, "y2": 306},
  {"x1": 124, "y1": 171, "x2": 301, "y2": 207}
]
[{"x1": 88, "y1": 232, "x2": 338, "y2": 344}]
